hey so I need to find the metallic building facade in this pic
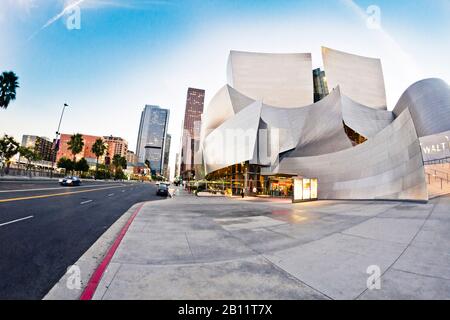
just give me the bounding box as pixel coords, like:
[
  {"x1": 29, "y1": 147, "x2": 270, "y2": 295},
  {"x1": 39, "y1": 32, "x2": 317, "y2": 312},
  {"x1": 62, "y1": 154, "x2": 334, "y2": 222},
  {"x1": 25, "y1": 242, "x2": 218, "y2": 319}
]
[
  {"x1": 200, "y1": 48, "x2": 450, "y2": 201},
  {"x1": 136, "y1": 105, "x2": 170, "y2": 175},
  {"x1": 227, "y1": 51, "x2": 313, "y2": 107},
  {"x1": 322, "y1": 47, "x2": 387, "y2": 109}
]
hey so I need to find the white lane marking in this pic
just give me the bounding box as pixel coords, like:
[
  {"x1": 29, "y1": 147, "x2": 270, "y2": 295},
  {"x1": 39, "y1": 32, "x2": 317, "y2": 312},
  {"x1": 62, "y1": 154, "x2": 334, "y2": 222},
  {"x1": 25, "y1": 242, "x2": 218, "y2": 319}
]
[
  {"x1": 0, "y1": 215, "x2": 34, "y2": 227},
  {"x1": 0, "y1": 184, "x2": 123, "y2": 194},
  {"x1": 107, "y1": 193, "x2": 114, "y2": 197},
  {"x1": 122, "y1": 190, "x2": 125, "y2": 192},
  {"x1": 80, "y1": 200, "x2": 93, "y2": 205}
]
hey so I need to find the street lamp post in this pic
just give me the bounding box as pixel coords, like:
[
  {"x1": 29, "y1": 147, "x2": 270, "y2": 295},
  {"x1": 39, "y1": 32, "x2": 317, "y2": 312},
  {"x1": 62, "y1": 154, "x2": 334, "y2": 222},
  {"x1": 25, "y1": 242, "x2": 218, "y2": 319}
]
[{"x1": 51, "y1": 103, "x2": 69, "y2": 177}]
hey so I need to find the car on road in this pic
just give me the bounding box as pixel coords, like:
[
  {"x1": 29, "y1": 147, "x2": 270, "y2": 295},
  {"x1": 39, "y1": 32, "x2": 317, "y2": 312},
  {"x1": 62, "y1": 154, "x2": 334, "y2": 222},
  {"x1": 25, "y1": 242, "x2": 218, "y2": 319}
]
[
  {"x1": 156, "y1": 184, "x2": 169, "y2": 197},
  {"x1": 59, "y1": 176, "x2": 82, "y2": 186}
]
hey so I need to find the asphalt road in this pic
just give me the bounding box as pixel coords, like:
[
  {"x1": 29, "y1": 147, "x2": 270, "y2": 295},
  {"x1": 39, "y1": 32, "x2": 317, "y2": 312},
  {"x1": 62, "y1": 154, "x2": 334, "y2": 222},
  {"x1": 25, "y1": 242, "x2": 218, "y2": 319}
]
[{"x1": 0, "y1": 179, "x2": 163, "y2": 299}]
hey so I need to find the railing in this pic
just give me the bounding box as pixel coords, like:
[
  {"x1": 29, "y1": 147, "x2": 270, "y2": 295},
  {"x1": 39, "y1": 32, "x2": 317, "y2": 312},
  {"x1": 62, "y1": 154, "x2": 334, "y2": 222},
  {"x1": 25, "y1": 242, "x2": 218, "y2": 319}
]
[
  {"x1": 425, "y1": 167, "x2": 450, "y2": 190},
  {"x1": 424, "y1": 156, "x2": 450, "y2": 165},
  {"x1": 0, "y1": 167, "x2": 64, "y2": 179}
]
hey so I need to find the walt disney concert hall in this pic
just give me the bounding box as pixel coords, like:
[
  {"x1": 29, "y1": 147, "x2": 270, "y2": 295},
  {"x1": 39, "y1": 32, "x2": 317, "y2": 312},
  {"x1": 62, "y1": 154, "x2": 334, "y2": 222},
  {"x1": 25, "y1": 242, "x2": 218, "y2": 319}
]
[{"x1": 199, "y1": 47, "x2": 450, "y2": 202}]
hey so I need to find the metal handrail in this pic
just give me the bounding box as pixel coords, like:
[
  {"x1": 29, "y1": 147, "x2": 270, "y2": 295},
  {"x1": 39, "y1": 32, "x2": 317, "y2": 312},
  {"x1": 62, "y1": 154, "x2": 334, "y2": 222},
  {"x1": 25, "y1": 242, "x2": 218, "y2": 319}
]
[
  {"x1": 425, "y1": 165, "x2": 450, "y2": 191},
  {"x1": 425, "y1": 167, "x2": 450, "y2": 179},
  {"x1": 423, "y1": 156, "x2": 450, "y2": 165}
]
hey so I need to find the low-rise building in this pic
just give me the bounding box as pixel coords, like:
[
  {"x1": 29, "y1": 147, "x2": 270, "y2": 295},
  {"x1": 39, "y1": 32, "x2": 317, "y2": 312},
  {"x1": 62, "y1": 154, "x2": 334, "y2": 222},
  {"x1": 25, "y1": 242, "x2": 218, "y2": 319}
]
[
  {"x1": 104, "y1": 136, "x2": 128, "y2": 158},
  {"x1": 126, "y1": 150, "x2": 138, "y2": 165},
  {"x1": 21, "y1": 135, "x2": 55, "y2": 163}
]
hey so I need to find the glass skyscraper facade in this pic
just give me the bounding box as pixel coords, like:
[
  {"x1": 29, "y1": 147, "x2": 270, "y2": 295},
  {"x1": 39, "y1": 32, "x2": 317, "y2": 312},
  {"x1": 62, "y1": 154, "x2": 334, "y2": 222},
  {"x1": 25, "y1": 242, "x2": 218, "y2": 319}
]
[
  {"x1": 181, "y1": 88, "x2": 205, "y2": 179},
  {"x1": 313, "y1": 68, "x2": 329, "y2": 102},
  {"x1": 136, "y1": 105, "x2": 170, "y2": 175}
]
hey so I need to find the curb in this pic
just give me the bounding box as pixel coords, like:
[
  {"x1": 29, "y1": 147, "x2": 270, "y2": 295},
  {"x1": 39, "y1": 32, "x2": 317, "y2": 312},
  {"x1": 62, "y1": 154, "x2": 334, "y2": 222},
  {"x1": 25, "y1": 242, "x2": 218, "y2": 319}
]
[
  {"x1": 43, "y1": 202, "x2": 146, "y2": 300},
  {"x1": 80, "y1": 202, "x2": 145, "y2": 300}
]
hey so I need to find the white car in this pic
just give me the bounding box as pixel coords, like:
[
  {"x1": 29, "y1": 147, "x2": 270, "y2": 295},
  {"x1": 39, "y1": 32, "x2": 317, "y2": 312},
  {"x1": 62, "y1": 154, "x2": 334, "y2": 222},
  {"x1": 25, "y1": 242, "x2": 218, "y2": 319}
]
[{"x1": 59, "y1": 176, "x2": 81, "y2": 186}]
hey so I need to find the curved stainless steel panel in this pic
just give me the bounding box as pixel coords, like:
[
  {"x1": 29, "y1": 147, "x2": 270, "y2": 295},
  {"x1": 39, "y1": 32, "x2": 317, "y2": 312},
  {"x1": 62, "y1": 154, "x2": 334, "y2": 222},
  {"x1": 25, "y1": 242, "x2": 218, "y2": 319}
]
[
  {"x1": 261, "y1": 87, "x2": 353, "y2": 157},
  {"x1": 341, "y1": 95, "x2": 394, "y2": 138},
  {"x1": 203, "y1": 101, "x2": 262, "y2": 174},
  {"x1": 200, "y1": 85, "x2": 255, "y2": 143},
  {"x1": 322, "y1": 47, "x2": 387, "y2": 109},
  {"x1": 227, "y1": 51, "x2": 313, "y2": 108},
  {"x1": 276, "y1": 109, "x2": 428, "y2": 201},
  {"x1": 393, "y1": 78, "x2": 450, "y2": 138}
]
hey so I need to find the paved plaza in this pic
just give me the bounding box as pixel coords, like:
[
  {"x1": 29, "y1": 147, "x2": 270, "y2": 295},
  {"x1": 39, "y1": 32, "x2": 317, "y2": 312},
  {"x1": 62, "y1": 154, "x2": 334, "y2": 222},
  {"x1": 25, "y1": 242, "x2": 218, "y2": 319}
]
[{"x1": 80, "y1": 190, "x2": 450, "y2": 300}]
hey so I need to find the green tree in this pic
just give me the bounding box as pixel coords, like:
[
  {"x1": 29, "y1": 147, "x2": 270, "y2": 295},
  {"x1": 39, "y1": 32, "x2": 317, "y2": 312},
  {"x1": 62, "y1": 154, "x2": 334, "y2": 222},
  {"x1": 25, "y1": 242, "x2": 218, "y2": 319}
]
[
  {"x1": 144, "y1": 159, "x2": 151, "y2": 171},
  {"x1": 91, "y1": 138, "x2": 107, "y2": 178},
  {"x1": 0, "y1": 71, "x2": 19, "y2": 109},
  {"x1": 114, "y1": 168, "x2": 126, "y2": 180},
  {"x1": 112, "y1": 154, "x2": 127, "y2": 169},
  {"x1": 18, "y1": 146, "x2": 42, "y2": 171},
  {"x1": 112, "y1": 154, "x2": 127, "y2": 179},
  {"x1": 144, "y1": 159, "x2": 152, "y2": 181},
  {"x1": 75, "y1": 158, "x2": 89, "y2": 174},
  {"x1": 67, "y1": 133, "x2": 84, "y2": 162},
  {"x1": 57, "y1": 157, "x2": 74, "y2": 174},
  {"x1": 0, "y1": 134, "x2": 20, "y2": 174}
]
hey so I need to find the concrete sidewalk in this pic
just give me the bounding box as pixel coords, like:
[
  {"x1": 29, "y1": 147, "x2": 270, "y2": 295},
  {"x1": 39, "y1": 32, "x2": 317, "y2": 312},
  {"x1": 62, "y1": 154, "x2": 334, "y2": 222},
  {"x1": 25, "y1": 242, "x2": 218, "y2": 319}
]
[{"x1": 90, "y1": 192, "x2": 450, "y2": 300}]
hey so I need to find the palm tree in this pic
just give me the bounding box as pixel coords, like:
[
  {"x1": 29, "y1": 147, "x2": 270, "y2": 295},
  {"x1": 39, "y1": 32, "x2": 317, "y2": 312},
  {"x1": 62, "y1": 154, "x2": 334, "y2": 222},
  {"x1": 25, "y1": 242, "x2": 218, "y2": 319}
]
[
  {"x1": 67, "y1": 133, "x2": 84, "y2": 162},
  {"x1": 91, "y1": 138, "x2": 107, "y2": 178},
  {"x1": 112, "y1": 154, "x2": 126, "y2": 172},
  {"x1": 112, "y1": 154, "x2": 127, "y2": 180},
  {"x1": 0, "y1": 71, "x2": 19, "y2": 109},
  {"x1": 144, "y1": 159, "x2": 152, "y2": 181}
]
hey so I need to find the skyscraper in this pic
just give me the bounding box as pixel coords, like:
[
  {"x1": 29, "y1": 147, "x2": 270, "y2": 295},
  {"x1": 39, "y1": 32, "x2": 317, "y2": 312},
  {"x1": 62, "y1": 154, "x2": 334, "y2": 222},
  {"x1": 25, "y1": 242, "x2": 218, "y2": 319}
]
[
  {"x1": 313, "y1": 68, "x2": 329, "y2": 102},
  {"x1": 181, "y1": 88, "x2": 205, "y2": 179},
  {"x1": 174, "y1": 152, "x2": 180, "y2": 179},
  {"x1": 136, "y1": 105, "x2": 170, "y2": 175},
  {"x1": 163, "y1": 133, "x2": 171, "y2": 179}
]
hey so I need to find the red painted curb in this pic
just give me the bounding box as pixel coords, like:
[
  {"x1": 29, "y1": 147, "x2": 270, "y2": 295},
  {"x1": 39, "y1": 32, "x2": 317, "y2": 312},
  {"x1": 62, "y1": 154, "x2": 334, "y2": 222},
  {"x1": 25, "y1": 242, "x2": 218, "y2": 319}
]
[{"x1": 79, "y1": 202, "x2": 145, "y2": 300}]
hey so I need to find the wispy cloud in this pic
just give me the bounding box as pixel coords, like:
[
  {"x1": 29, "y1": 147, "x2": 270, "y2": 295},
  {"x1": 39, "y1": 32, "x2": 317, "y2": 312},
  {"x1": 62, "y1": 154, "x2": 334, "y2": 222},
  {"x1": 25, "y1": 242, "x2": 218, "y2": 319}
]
[
  {"x1": 80, "y1": 0, "x2": 174, "y2": 10},
  {"x1": 339, "y1": 0, "x2": 420, "y2": 74},
  {"x1": 27, "y1": 0, "x2": 86, "y2": 41},
  {"x1": 1, "y1": 0, "x2": 37, "y2": 22},
  {"x1": 26, "y1": 0, "x2": 173, "y2": 41}
]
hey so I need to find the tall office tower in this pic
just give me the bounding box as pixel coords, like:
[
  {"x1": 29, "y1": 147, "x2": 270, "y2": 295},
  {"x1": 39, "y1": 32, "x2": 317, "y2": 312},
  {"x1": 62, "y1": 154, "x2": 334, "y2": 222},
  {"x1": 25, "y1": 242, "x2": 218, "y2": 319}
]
[
  {"x1": 136, "y1": 105, "x2": 170, "y2": 175},
  {"x1": 163, "y1": 133, "x2": 171, "y2": 179},
  {"x1": 174, "y1": 152, "x2": 180, "y2": 179},
  {"x1": 313, "y1": 68, "x2": 329, "y2": 102},
  {"x1": 181, "y1": 88, "x2": 205, "y2": 179},
  {"x1": 21, "y1": 135, "x2": 55, "y2": 163},
  {"x1": 103, "y1": 136, "x2": 128, "y2": 158}
]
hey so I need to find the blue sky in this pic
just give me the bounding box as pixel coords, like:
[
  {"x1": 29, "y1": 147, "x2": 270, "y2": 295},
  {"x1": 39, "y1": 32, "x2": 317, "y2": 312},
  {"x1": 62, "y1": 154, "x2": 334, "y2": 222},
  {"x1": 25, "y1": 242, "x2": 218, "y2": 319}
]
[{"x1": 1, "y1": 0, "x2": 449, "y2": 177}]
